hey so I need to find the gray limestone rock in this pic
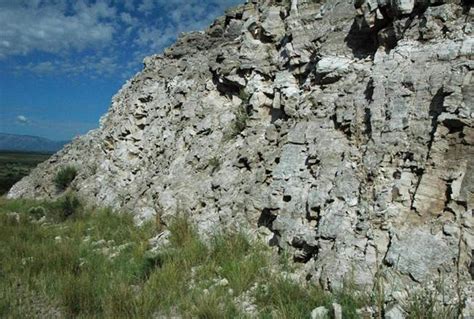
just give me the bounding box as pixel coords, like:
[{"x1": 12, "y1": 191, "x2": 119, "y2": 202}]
[
  {"x1": 311, "y1": 306, "x2": 329, "y2": 319},
  {"x1": 7, "y1": 0, "x2": 473, "y2": 313},
  {"x1": 384, "y1": 304, "x2": 406, "y2": 319},
  {"x1": 385, "y1": 228, "x2": 457, "y2": 282}
]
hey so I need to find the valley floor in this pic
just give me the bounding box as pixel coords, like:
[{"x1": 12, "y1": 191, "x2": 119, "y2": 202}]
[{"x1": 0, "y1": 151, "x2": 51, "y2": 195}]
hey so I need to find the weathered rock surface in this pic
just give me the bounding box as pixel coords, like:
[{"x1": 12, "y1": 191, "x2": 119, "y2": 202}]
[{"x1": 8, "y1": 0, "x2": 473, "y2": 312}]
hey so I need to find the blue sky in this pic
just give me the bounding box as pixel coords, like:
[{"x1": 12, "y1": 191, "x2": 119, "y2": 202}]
[{"x1": 0, "y1": 0, "x2": 244, "y2": 141}]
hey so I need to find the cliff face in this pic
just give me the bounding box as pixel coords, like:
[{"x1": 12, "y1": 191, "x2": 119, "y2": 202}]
[{"x1": 9, "y1": 0, "x2": 473, "y2": 312}]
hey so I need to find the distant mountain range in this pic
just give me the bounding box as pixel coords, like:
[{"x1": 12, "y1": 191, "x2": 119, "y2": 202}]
[{"x1": 0, "y1": 133, "x2": 69, "y2": 153}]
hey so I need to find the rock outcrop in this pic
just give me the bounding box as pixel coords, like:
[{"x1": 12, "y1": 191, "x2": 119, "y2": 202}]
[{"x1": 9, "y1": 0, "x2": 473, "y2": 313}]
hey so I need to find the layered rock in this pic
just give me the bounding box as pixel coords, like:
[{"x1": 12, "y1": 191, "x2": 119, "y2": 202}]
[{"x1": 9, "y1": 0, "x2": 473, "y2": 312}]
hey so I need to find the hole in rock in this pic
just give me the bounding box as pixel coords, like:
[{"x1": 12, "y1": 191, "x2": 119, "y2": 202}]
[
  {"x1": 393, "y1": 171, "x2": 401, "y2": 179},
  {"x1": 258, "y1": 208, "x2": 277, "y2": 229}
]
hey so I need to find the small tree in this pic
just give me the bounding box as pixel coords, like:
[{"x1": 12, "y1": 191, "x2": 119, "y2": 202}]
[{"x1": 54, "y1": 166, "x2": 77, "y2": 191}]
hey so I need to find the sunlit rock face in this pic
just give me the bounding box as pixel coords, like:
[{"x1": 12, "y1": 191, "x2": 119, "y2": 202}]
[{"x1": 9, "y1": 0, "x2": 473, "y2": 311}]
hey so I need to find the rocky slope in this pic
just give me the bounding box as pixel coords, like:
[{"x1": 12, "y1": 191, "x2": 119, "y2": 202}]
[{"x1": 8, "y1": 0, "x2": 473, "y2": 315}]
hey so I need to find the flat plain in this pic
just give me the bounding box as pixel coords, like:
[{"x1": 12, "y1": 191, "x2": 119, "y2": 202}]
[{"x1": 0, "y1": 151, "x2": 51, "y2": 195}]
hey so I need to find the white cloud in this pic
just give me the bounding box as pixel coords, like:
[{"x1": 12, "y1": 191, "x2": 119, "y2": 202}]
[
  {"x1": 16, "y1": 115, "x2": 30, "y2": 124},
  {"x1": 26, "y1": 61, "x2": 55, "y2": 74},
  {"x1": 137, "y1": 0, "x2": 154, "y2": 14},
  {"x1": 0, "y1": 0, "x2": 117, "y2": 58},
  {"x1": 1, "y1": 0, "x2": 245, "y2": 80},
  {"x1": 15, "y1": 55, "x2": 120, "y2": 77},
  {"x1": 132, "y1": 0, "x2": 245, "y2": 59},
  {"x1": 122, "y1": 0, "x2": 135, "y2": 11},
  {"x1": 135, "y1": 26, "x2": 177, "y2": 52},
  {"x1": 120, "y1": 12, "x2": 137, "y2": 25}
]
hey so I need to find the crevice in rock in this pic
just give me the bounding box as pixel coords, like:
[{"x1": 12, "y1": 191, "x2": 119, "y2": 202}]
[
  {"x1": 382, "y1": 233, "x2": 394, "y2": 266},
  {"x1": 293, "y1": 245, "x2": 318, "y2": 263},
  {"x1": 331, "y1": 113, "x2": 352, "y2": 140},
  {"x1": 259, "y1": 31, "x2": 275, "y2": 44},
  {"x1": 410, "y1": 167, "x2": 425, "y2": 212},
  {"x1": 444, "y1": 178, "x2": 454, "y2": 209},
  {"x1": 258, "y1": 208, "x2": 277, "y2": 229},
  {"x1": 270, "y1": 108, "x2": 287, "y2": 123},
  {"x1": 306, "y1": 203, "x2": 320, "y2": 223},
  {"x1": 443, "y1": 118, "x2": 465, "y2": 135},
  {"x1": 277, "y1": 33, "x2": 293, "y2": 51},
  {"x1": 427, "y1": 88, "x2": 451, "y2": 158},
  {"x1": 210, "y1": 68, "x2": 242, "y2": 98},
  {"x1": 364, "y1": 107, "x2": 373, "y2": 139},
  {"x1": 344, "y1": 19, "x2": 379, "y2": 58},
  {"x1": 248, "y1": 22, "x2": 266, "y2": 42},
  {"x1": 470, "y1": 251, "x2": 474, "y2": 279},
  {"x1": 257, "y1": 208, "x2": 279, "y2": 246},
  {"x1": 293, "y1": 51, "x2": 318, "y2": 86},
  {"x1": 237, "y1": 157, "x2": 252, "y2": 171},
  {"x1": 378, "y1": 25, "x2": 399, "y2": 53},
  {"x1": 462, "y1": 0, "x2": 473, "y2": 14},
  {"x1": 138, "y1": 95, "x2": 153, "y2": 103},
  {"x1": 364, "y1": 79, "x2": 374, "y2": 102}
]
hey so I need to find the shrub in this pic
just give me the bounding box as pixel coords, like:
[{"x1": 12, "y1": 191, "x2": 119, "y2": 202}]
[
  {"x1": 238, "y1": 88, "x2": 250, "y2": 102},
  {"x1": 233, "y1": 107, "x2": 248, "y2": 134},
  {"x1": 27, "y1": 206, "x2": 46, "y2": 219},
  {"x1": 61, "y1": 272, "x2": 102, "y2": 316},
  {"x1": 223, "y1": 105, "x2": 249, "y2": 141},
  {"x1": 54, "y1": 166, "x2": 77, "y2": 191},
  {"x1": 57, "y1": 193, "x2": 81, "y2": 220}
]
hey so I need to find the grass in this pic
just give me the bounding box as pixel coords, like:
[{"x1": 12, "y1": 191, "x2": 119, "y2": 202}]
[
  {"x1": 0, "y1": 151, "x2": 51, "y2": 195},
  {"x1": 223, "y1": 105, "x2": 249, "y2": 142},
  {"x1": 0, "y1": 195, "x2": 455, "y2": 318},
  {"x1": 402, "y1": 284, "x2": 458, "y2": 319},
  {"x1": 222, "y1": 90, "x2": 250, "y2": 142},
  {"x1": 54, "y1": 166, "x2": 77, "y2": 191},
  {"x1": 0, "y1": 196, "x2": 366, "y2": 318}
]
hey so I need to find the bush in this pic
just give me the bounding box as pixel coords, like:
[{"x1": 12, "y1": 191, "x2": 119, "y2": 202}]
[
  {"x1": 54, "y1": 166, "x2": 77, "y2": 191},
  {"x1": 223, "y1": 105, "x2": 249, "y2": 141},
  {"x1": 57, "y1": 193, "x2": 81, "y2": 220},
  {"x1": 27, "y1": 206, "x2": 46, "y2": 219}
]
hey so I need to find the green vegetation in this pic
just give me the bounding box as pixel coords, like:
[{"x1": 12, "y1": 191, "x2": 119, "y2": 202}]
[
  {"x1": 0, "y1": 196, "x2": 457, "y2": 318},
  {"x1": 0, "y1": 197, "x2": 155, "y2": 318},
  {"x1": 402, "y1": 284, "x2": 458, "y2": 319},
  {"x1": 0, "y1": 151, "x2": 51, "y2": 195},
  {"x1": 54, "y1": 166, "x2": 77, "y2": 191},
  {"x1": 0, "y1": 197, "x2": 370, "y2": 318},
  {"x1": 223, "y1": 104, "x2": 249, "y2": 142},
  {"x1": 208, "y1": 156, "x2": 221, "y2": 173},
  {"x1": 221, "y1": 88, "x2": 251, "y2": 142}
]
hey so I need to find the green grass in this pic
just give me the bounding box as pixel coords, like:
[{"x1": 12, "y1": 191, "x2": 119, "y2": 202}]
[
  {"x1": 402, "y1": 285, "x2": 458, "y2": 319},
  {"x1": 0, "y1": 151, "x2": 51, "y2": 195},
  {"x1": 54, "y1": 166, "x2": 78, "y2": 191},
  {"x1": 0, "y1": 196, "x2": 461, "y2": 318},
  {"x1": 13, "y1": 196, "x2": 462, "y2": 318},
  {"x1": 223, "y1": 103, "x2": 250, "y2": 142}
]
